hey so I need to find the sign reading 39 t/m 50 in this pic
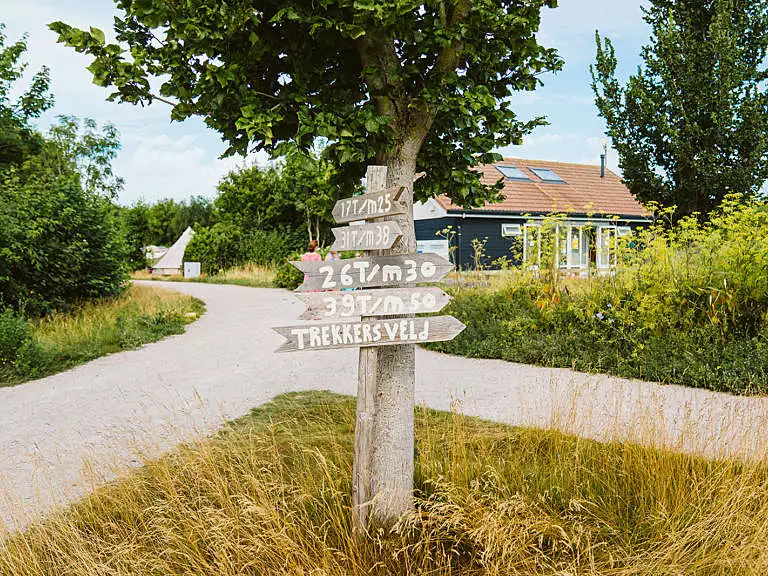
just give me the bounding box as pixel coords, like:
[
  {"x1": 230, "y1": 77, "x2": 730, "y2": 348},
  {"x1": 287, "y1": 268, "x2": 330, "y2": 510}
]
[{"x1": 297, "y1": 287, "x2": 451, "y2": 320}]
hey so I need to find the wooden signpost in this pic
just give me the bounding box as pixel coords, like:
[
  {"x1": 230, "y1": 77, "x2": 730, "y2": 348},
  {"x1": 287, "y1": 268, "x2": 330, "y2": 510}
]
[
  {"x1": 332, "y1": 185, "x2": 406, "y2": 224},
  {"x1": 273, "y1": 165, "x2": 464, "y2": 531},
  {"x1": 274, "y1": 316, "x2": 464, "y2": 352},
  {"x1": 292, "y1": 253, "x2": 454, "y2": 291},
  {"x1": 295, "y1": 287, "x2": 452, "y2": 320},
  {"x1": 330, "y1": 221, "x2": 402, "y2": 252}
]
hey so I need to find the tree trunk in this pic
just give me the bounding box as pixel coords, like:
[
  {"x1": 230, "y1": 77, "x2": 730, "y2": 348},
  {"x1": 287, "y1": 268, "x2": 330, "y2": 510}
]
[{"x1": 370, "y1": 150, "x2": 418, "y2": 528}]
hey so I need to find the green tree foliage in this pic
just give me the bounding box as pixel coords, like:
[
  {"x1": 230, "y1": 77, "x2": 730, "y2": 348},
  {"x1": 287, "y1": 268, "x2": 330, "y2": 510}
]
[
  {"x1": 185, "y1": 222, "x2": 302, "y2": 273},
  {"x1": 0, "y1": 160, "x2": 126, "y2": 315},
  {"x1": 591, "y1": 1, "x2": 768, "y2": 218},
  {"x1": 216, "y1": 143, "x2": 352, "y2": 245},
  {"x1": 0, "y1": 23, "x2": 53, "y2": 169},
  {"x1": 120, "y1": 201, "x2": 152, "y2": 269},
  {"x1": 47, "y1": 115, "x2": 125, "y2": 198},
  {"x1": 50, "y1": 0, "x2": 561, "y2": 207},
  {"x1": 0, "y1": 25, "x2": 126, "y2": 314},
  {"x1": 215, "y1": 164, "x2": 298, "y2": 232}
]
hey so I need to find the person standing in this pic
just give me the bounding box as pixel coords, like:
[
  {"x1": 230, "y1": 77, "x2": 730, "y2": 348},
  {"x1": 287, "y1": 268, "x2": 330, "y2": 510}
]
[
  {"x1": 324, "y1": 250, "x2": 340, "y2": 261},
  {"x1": 301, "y1": 240, "x2": 322, "y2": 263}
]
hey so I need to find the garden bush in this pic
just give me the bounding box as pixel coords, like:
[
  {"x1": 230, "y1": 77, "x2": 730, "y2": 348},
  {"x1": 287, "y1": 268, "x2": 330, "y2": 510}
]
[
  {"x1": 274, "y1": 255, "x2": 305, "y2": 290},
  {"x1": 429, "y1": 199, "x2": 768, "y2": 395},
  {"x1": 0, "y1": 308, "x2": 31, "y2": 366},
  {"x1": 185, "y1": 223, "x2": 305, "y2": 274}
]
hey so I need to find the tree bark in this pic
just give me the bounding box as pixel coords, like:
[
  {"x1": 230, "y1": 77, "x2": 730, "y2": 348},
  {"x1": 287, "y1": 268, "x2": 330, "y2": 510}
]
[{"x1": 370, "y1": 150, "x2": 418, "y2": 528}]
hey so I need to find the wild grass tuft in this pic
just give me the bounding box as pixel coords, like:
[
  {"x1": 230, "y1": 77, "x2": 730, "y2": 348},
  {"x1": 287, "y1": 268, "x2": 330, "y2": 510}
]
[
  {"x1": 3, "y1": 391, "x2": 768, "y2": 574},
  {"x1": 0, "y1": 284, "x2": 204, "y2": 387}
]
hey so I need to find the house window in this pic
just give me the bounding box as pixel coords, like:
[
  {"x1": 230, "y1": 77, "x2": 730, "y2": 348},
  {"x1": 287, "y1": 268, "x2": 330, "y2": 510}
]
[
  {"x1": 501, "y1": 223, "x2": 522, "y2": 237},
  {"x1": 495, "y1": 165, "x2": 531, "y2": 181},
  {"x1": 529, "y1": 167, "x2": 566, "y2": 183},
  {"x1": 617, "y1": 226, "x2": 632, "y2": 237}
]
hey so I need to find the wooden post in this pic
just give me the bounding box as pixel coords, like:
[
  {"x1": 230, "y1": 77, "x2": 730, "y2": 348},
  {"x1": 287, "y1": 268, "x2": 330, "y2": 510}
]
[
  {"x1": 352, "y1": 165, "x2": 387, "y2": 532},
  {"x1": 273, "y1": 164, "x2": 464, "y2": 532}
]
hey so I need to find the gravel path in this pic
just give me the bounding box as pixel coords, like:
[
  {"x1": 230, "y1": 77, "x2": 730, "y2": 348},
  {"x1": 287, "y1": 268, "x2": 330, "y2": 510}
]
[{"x1": 2, "y1": 280, "x2": 767, "y2": 530}]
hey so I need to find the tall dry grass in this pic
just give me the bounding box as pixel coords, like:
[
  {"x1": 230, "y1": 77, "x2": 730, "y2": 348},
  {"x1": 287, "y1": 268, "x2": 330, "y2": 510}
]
[
  {"x1": 134, "y1": 263, "x2": 276, "y2": 288},
  {"x1": 2, "y1": 391, "x2": 767, "y2": 575},
  {"x1": 1, "y1": 285, "x2": 204, "y2": 386}
]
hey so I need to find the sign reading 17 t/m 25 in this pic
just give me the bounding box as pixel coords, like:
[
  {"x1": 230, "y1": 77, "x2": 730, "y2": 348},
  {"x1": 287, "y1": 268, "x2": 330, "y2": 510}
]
[{"x1": 332, "y1": 186, "x2": 406, "y2": 224}]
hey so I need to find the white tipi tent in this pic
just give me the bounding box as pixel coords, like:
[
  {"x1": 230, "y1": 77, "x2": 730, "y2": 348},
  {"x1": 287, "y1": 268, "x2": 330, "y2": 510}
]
[{"x1": 151, "y1": 227, "x2": 195, "y2": 275}]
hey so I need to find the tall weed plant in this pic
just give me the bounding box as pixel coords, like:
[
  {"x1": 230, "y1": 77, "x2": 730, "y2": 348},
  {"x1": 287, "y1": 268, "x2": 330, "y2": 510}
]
[{"x1": 431, "y1": 198, "x2": 768, "y2": 394}]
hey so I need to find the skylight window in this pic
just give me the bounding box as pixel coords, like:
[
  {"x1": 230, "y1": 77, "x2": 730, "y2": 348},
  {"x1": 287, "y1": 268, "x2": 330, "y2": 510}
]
[
  {"x1": 529, "y1": 167, "x2": 566, "y2": 183},
  {"x1": 495, "y1": 165, "x2": 531, "y2": 181}
]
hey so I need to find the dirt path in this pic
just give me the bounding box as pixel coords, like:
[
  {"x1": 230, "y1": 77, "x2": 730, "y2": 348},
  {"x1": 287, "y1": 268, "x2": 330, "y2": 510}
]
[{"x1": 2, "y1": 280, "x2": 767, "y2": 530}]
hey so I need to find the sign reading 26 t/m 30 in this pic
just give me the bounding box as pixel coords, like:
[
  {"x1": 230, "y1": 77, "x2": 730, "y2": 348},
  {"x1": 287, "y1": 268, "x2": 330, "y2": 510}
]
[
  {"x1": 297, "y1": 287, "x2": 451, "y2": 320},
  {"x1": 293, "y1": 253, "x2": 454, "y2": 291}
]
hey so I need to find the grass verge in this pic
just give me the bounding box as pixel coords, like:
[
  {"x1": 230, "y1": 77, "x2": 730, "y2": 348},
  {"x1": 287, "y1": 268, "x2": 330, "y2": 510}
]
[
  {"x1": 133, "y1": 263, "x2": 276, "y2": 288},
  {"x1": 0, "y1": 284, "x2": 204, "y2": 387},
  {"x1": 3, "y1": 391, "x2": 768, "y2": 574}
]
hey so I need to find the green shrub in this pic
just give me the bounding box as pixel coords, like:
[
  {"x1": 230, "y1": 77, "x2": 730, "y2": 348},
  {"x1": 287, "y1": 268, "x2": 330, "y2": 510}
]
[
  {"x1": 274, "y1": 256, "x2": 304, "y2": 290},
  {"x1": 0, "y1": 308, "x2": 32, "y2": 365},
  {"x1": 0, "y1": 169, "x2": 127, "y2": 316},
  {"x1": 186, "y1": 223, "x2": 305, "y2": 274},
  {"x1": 429, "y1": 199, "x2": 768, "y2": 395}
]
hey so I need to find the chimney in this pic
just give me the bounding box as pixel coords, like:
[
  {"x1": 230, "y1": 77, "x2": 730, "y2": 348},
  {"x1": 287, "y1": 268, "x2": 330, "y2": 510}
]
[{"x1": 600, "y1": 138, "x2": 608, "y2": 178}]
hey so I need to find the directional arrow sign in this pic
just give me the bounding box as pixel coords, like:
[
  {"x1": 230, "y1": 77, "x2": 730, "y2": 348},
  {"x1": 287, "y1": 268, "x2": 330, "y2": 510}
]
[
  {"x1": 293, "y1": 253, "x2": 454, "y2": 292},
  {"x1": 331, "y1": 221, "x2": 402, "y2": 252},
  {"x1": 273, "y1": 315, "x2": 465, "y2": 353},
  {"x1": 296, "y1": 287, "x2": 452, "y2": 320},
  {"x1": 332, "y1": 186, "x2": 407, "y2": 224}
]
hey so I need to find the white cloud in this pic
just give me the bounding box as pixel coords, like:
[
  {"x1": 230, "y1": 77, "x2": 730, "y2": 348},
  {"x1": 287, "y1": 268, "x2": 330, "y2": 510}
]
[{"x1": 113, "y1": 130, "x2": 270, "y2": 204}]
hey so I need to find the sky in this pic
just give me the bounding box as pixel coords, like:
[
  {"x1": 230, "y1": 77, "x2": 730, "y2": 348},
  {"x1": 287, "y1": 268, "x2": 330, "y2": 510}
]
[{"x1": 4, "y1": 0, "x2": 650, "y2": 206}]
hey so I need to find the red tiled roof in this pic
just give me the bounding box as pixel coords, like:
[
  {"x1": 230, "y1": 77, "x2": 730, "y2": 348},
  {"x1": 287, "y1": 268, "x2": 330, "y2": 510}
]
[{"x1": 435, "y1": 158, "x2": 650, "y2": 217}]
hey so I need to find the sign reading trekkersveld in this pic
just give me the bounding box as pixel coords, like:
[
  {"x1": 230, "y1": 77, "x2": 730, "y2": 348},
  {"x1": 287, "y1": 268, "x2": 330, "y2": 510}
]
[{"x1": 274, "y1": 316, "x2": 464, "y2": 352}]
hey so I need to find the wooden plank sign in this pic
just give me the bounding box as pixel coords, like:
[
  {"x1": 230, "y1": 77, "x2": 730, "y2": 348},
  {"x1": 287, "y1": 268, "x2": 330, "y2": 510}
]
[
  {"x1": 296, "y1": 287, "x2": 452, "y2": 320},
  {"x1": 273, "y1": 316, "x2": 465, "y2": 353},
  {"x1": 293, "y1": 253, "x2": 454, "y2": 292},
  {"x1": 332, "y1": 186, "x2": 406, "y2": 224},
  {"x1": 331, "y1": 221, "x2": 402, "y2": 252}
]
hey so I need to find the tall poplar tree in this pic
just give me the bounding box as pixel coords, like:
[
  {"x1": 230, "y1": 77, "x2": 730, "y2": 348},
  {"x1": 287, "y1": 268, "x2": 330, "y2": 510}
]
[
  {"x1": 592, "y1": 0, "x2": 768, "y2": 218},
  {"x1": 51, "y1": 0, "x2": 561, "y2": 525}
]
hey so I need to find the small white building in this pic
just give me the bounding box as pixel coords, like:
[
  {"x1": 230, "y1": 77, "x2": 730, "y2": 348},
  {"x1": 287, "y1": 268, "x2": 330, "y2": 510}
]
[{"x1": 150, "y1": 227, "x2": 195, "y2": 276}]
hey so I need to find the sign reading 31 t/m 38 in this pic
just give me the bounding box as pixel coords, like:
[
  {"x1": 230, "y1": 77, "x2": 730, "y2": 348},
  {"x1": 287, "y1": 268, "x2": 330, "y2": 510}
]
[
  {"x1": 273, "y1": 316, "x2": 466, "y2": 353},
  {"x1": 293, "y1": 253, "x2": 454, "y2": 291},
  {"x1": 331, "y1": 221, "x2": 401, "y2": 252},
  {"x1": 332, "y1": 186, "x2": 406, "y2": 224},
  {"x1": 297, "y1": 287, "x2": 452, "y2": 320}
]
